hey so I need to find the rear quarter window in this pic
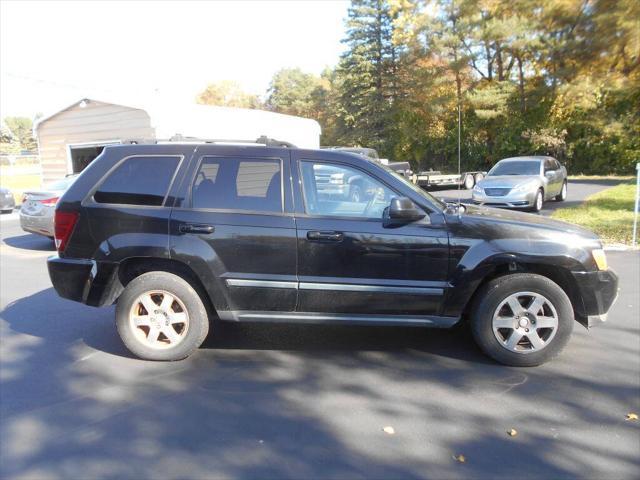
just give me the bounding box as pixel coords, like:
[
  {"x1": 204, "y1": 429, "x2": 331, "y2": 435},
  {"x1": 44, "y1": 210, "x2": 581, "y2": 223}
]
[{"x1": 94, "y1": 155, "x2": 181, "y2": 206}]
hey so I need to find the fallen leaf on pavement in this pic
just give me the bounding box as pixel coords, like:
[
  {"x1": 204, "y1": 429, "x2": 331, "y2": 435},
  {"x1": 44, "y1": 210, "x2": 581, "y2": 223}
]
[
  {"x1": 382, "y1": 426, "x2": 395, "y2": 435},
  {"x1": 507, "y1": 428, "x2": 518, "y2": 437},
  {"x1": 626, "y1": 413, "x2": 638, "y2": 421},
  {"x1": 453, "y1": 454, "x2": 466, "y2": 463}
]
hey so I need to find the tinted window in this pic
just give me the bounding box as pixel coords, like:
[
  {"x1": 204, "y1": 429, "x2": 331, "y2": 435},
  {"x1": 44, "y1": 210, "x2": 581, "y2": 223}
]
[
  {"x1": 300, "y1": 161, "x2": 396, "y2": 218},
  {"x1": 192, "y1": 157, "x2": 282, "y2": 212},
  {"x1": 488, "y1": 160, "x2": 540, "y2": 176},
  {"x1": 94, "y1": 155, "x2": 180, "y2": 206}
]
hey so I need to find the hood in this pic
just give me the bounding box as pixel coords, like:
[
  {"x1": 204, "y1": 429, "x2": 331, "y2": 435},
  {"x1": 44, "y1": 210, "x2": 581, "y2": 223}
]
[
  {"x1": 478, "y1": 175, "x2": 540, "y2": 188},
  {"x1": 459, "y1": 204, "x2": 599, "y2": 241}
]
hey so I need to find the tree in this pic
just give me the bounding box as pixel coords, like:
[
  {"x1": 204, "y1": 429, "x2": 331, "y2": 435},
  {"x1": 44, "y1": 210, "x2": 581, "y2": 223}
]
[
  {"x1": 334, "y1": 0, "x2": 402, "y2": 155},
  {"x1": 3, "y1": 117, "x2": 37, "y2": 153},
  {"x1": 265, "y1": 68, "x2": 326, "y2": 119},
  {"x1": 196, "y1": 81, "x2": 262, "y2": 109}
]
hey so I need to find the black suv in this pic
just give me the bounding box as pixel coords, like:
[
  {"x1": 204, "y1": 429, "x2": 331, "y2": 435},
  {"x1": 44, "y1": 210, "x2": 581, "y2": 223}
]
[{"x1": 48, "y1": 142, "x2": 618, "y2": 366}]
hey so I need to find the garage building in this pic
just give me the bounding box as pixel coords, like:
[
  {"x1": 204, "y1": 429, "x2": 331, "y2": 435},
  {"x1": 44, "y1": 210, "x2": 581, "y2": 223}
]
[{"x1": 34, "y1": 97, "x2": 321, "y2": 184}]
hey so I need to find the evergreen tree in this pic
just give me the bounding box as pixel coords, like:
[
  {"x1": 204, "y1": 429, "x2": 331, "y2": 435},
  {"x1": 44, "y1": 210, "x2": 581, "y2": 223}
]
[{"x1": 335, "y1": 0, "x2": 400, "y2": 155}]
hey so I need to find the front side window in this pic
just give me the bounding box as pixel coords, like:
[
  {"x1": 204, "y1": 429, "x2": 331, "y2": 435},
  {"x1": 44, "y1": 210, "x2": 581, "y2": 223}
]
[
  {"x1": 300, "y1": 161, "x2": 396, "y2": 219},
  {"x1": 94, "y1": 155, "x2": 181, "y2": 206},
  {"x1": 191, "y1": 157, "x2": 282, "y2": 213}
]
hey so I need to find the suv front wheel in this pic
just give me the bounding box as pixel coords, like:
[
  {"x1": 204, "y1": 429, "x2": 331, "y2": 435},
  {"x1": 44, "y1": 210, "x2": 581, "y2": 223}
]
[
  {"x1": 470, "y1": 273, "x2": 573, "y2": 366},
  {"x1": 116, "y1": 271, "x2": 210, "y2": 361}
]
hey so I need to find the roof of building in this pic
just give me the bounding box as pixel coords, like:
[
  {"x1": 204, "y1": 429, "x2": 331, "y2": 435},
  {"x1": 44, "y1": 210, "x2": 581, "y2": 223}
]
[{"x1": 34, "y1": 96, "x2": 322, "y2": 149}]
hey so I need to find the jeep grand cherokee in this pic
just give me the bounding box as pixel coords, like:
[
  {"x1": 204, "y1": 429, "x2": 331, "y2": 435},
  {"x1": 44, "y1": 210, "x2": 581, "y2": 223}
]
[{"x1": 47, "y1": 141, "x2": 618, "y2": 366}]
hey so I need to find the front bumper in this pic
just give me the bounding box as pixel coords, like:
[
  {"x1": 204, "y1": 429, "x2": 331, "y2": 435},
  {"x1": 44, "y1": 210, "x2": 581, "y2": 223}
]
[
  {"x1": 472, "y1": 189, "x2": 537, "y2": 208},
  {"x1": 572, "y1": 269, "x2": 619, "y2": 328}
]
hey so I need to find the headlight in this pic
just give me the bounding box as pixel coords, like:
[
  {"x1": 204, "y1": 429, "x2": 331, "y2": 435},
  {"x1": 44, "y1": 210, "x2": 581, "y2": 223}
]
[
  {"x1": 512, "y1": 182, "x2": 535, "y2": 193},
  {"x1": 473, "y1": 184, "x2": 483, "y2": 194},
  {"x1": 592, "y1": 249, "x2": 608, "y2": 270}
]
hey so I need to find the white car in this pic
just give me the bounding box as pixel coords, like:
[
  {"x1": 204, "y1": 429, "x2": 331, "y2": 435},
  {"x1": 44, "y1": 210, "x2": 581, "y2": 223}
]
[{"x1": 472, "y1": 156, "x2": 567, "y2": 212}]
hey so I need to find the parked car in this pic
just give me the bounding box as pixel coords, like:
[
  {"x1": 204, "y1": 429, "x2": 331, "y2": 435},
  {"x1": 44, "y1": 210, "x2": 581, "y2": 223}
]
[
  {"x1": 0, "y1": 187, "x2": 16, "y2": 213},
  {"x1": 472, "y1": 156, "x2": 567, "y2": 212},
  {"x1": 47, "y1": 142, "x2": 617, "y2": 366},
  {"x1": 20, "y1": 175, "x2": 78, "y2": 238}
]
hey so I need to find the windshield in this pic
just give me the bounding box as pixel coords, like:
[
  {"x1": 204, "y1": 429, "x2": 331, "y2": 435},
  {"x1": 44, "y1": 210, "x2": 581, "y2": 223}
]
[
  {"x1": 488, "y1": 160, "x2": 540, "y2": 176},
  {"x1": 376, "y1": 163, "x2": 445, "y2": 210},
  {"x1": 46, "y1": 175, "x2": 77, "y2": 191}
]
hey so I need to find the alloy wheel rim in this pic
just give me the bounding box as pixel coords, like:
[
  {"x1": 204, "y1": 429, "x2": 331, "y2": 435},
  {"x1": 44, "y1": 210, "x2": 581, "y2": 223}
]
[
  {"x1": 492, "y1": 291, "x2": 558, "y2": 354},
  {"x1": 562, "y1": 183, "x2": 567, "y2": 199},
  {"x1": 129, "y1": 290, "x2": 189, "y2": 350},
  {"x1": 536, "y1": 192, "x2": 543, "y2": 210}
]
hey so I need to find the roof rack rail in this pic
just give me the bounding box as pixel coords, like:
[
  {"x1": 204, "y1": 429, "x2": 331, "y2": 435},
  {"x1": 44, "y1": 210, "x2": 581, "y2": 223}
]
[{"x1": 123, "y1": 135, "x2": 297, "y2": 148}]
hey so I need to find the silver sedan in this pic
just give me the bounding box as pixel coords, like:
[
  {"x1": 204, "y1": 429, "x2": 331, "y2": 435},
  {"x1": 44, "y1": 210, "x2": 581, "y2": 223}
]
[
  {"x1": 471, "y1": 156, "x2": 567, "y2": 212},
  {"x1": 20, "y1": 175, "x2": 78, "y2": 238}
]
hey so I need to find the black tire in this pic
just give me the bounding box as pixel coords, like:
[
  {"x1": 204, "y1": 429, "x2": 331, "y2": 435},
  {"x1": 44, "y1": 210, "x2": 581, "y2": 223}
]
[
  {"x1": 470, "y1": 273, "x2": 574, "y2": 367},
  {"x1": 555, "y1": 181, "x2": 567, "y2": 201},
  {"x1": 116, "y1": 271, "x2": 210, "y2": 361},
  {"x1": 531, "y1": 189, "x2": 544, "y2": 212},
  {"x1": 463, "y1": 174, "x2": 475, "y2": 190}
]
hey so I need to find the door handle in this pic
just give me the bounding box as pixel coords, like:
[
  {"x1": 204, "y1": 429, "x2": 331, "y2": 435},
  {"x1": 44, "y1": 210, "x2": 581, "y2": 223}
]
[
  {"x1": 307, "y1": 230, "x2": 344, "y2": 242},
  {"x1": 179, "y1": 223, "x2": 215, "y2": 234}
]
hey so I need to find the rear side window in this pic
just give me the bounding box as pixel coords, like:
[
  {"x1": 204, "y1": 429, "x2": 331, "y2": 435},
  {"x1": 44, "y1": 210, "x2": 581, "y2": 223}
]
[
  {"x1": 94, "y1": 155, "x2": 181, "y2": 206},
  {"x1": 191, "y1": 157, "x2": 282, "y2": 213}
]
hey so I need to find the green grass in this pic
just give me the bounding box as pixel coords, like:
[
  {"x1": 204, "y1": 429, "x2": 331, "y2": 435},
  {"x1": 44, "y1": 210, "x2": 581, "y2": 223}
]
[
  {"x1": 552, "y1": 181, "x2": 638, "y2": 245},
  {"x1": 568, "y1": 175, "x2": 634, "y2": 181}
]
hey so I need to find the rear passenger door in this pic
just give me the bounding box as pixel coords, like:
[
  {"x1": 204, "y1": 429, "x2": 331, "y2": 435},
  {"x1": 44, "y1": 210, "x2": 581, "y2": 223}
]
[{"x1": 169, "y1": 146, "x2": 297, "y2": 318}]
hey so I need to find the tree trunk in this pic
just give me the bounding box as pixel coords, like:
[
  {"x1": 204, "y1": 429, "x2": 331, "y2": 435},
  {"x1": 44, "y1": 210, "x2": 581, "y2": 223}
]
[
  {"x1": 517, "y1": 55, "x2": 526, "y2": 113},
  {"x1": 496, "y1": 43, "x2": 504, "y2": 81}
]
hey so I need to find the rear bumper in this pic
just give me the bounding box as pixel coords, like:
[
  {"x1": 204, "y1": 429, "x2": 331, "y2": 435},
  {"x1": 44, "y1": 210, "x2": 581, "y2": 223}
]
[
  {"x1": 48, "y1": 256, "x2": 121, "y2": 307},
  {"x1": 572, "y1": 269, "x2": 619, "y2": 327},
  {"x1": 0, "y1": 196, "x2": 15, "y2": 210},
  {"x1": 20, "y1": 212, "x2": 54, "y2": 236},
  {"x1": 48, "y1": 256, "x2": 94, "y2": 302}
]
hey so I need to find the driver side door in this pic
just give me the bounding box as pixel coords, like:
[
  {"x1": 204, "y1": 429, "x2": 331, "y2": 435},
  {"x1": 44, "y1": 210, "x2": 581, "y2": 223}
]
[{"x1": 292, "y1": 153, "x2": 450, "y2": 318}]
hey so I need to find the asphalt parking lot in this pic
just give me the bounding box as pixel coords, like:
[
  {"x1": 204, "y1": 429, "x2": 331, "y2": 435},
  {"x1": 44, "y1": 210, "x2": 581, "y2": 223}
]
[{"x1": 1, "y1": 189, "x2": 639, "y2": 479}]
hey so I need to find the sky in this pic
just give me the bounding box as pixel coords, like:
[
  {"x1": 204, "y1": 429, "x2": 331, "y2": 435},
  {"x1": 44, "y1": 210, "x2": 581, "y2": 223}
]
[{"x1": 0, "y1": 0, "x2": 350, "y2": 119}]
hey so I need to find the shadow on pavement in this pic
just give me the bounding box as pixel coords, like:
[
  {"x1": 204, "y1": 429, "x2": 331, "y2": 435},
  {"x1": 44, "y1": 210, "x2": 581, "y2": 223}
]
[
  {"x1": 2, "y1": 279, "x2": 639, "y2": 479},
  {"x1": 2, "y1": 233, "x2": 55, "y2": 252},
  {"x1": 0, "y1": 288, "x2": 491, "y2": 364}
]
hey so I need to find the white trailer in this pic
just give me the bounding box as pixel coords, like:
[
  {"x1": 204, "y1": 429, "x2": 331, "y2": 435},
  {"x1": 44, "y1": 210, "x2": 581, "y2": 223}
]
[{"x1": 411, "y1": 169, "x2": 486, "y2": 190}]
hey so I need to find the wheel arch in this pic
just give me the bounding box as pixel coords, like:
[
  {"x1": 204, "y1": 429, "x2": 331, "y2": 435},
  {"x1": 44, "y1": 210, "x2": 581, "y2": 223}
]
[
  {"x1": 454, "y1": 256, "x2": 587, "y2": 328},
  {"x1": 108, "y1": 257, "x2": 218, "y2": 319}
]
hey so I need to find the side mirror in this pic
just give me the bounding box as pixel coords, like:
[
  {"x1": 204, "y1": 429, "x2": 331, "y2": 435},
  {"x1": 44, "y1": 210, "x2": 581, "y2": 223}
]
[
  {"x1": 545, "y1": 170, "x2": 554, "y2": 178},
  {"x1": 384, "y1": 197, "x2": 425, "y2": 226}
]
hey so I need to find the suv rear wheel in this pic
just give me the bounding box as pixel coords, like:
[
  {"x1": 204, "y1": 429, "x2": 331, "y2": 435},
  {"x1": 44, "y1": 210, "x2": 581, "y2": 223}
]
[
  {"x1": 116, "y1": 271, "x2": 209, "y2": 361},
  {"x1": 470, "y1": 273, "x2": 573, "y2": 366}
]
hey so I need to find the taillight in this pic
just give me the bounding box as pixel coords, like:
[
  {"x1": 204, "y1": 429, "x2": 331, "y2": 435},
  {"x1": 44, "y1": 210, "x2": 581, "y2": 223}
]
[
  {"x1": 41, "y1": 197, "x2": 60, "y2": 206},
  {"x1": 54, "y1": 211, "x2": 79, "y2": 253}
]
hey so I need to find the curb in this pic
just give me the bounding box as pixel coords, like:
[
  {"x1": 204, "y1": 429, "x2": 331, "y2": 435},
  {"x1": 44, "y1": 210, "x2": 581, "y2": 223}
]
[{"x1": 604, "y1": 244, "x2": 638, "y2": 252}]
